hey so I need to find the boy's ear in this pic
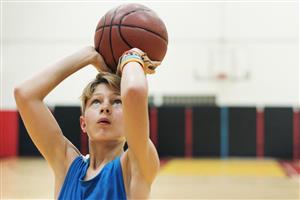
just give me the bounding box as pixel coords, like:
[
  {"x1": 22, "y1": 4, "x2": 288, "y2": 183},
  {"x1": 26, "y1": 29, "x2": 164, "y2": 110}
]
[{"x1": 80, "y1": 116, "x2": 87, "y2": 133}]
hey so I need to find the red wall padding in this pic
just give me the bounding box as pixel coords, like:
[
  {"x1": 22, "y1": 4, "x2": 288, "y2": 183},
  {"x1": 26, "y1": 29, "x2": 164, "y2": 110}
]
[
  {"x1": 0, "y1": 111, "x2": 18, "y2": 157},
  {"x1": 150, "y1": 107, "x2": 158, "y2": 148},
  {"x1": 185, "y1": 108, "x2": 193, "y2": 158},
  {"x1": 256, "y1": 109, "x2": 265, "y2": 158},
  {"x1": 293, "y1": 110, "x2": 299, "y2": 161}
]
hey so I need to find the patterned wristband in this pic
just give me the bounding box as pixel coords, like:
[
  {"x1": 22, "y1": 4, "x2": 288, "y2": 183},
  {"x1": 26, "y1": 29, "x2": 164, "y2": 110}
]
[
  {"x1": 121, "y1": 54, "x2": 142, "y2": 64},
  {"x1": 120, "y1": 57, "x2": 145, "y2": 73},
  {"x1": 119, "y1": 54, "x2": 145, "y2": 73}
]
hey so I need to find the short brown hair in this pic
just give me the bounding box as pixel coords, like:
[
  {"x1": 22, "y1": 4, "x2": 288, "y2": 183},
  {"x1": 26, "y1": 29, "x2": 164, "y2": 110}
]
[{"x1": 80, "y1": 72, "x2": 121, "y2": 113}]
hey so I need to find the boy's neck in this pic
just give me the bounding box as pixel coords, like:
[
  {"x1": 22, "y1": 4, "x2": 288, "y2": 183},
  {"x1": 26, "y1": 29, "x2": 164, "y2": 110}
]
[{"x1": 88, "y1": 139, "x2": 124, "y2": 170}]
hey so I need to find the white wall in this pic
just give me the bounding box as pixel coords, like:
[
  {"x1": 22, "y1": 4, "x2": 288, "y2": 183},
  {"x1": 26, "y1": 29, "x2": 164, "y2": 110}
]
[{"x1": 2, "y1": 1, "x2": 298, "y2": 109}]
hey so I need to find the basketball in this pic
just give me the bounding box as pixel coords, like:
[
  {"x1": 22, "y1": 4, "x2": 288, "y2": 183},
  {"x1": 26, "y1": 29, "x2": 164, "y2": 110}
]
[{"x1": 94, "y1": 3, "x2": 168, "y2": 72}]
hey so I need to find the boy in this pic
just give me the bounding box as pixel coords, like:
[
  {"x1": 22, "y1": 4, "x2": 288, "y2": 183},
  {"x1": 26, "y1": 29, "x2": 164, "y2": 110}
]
[{"x1": 14, "y1": 46, "x2": 160, "y2": 199}]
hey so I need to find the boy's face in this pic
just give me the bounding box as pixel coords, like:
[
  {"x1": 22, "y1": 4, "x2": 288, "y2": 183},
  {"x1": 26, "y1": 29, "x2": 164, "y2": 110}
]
[{"x1": 80, "y1": 83, "x2": 124, "y2": 141}]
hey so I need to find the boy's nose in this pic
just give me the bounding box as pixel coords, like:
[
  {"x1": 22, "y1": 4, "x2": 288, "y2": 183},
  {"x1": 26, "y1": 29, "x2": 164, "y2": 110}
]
[{"x1": 100, "y1": 108, "x2": 111, "y2": 114}]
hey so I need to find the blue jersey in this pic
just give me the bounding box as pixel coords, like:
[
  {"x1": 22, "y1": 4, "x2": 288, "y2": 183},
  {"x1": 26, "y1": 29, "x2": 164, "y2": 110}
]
[{"x1": 58, "y1": 155, "x2": 127, "y2": 200}]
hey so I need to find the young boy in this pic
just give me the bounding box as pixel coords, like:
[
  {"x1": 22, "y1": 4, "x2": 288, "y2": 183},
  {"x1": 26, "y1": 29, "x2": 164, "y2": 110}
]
[{"x1": 14, "y1": 46, "x2": 160, "y2": 199}]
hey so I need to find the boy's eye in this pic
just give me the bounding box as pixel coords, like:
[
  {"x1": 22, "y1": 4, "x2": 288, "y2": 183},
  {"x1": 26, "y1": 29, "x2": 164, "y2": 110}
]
[
  {"x1": 92, "y1": 99, "x2": 100, "y2": 103},
  {"x1": 113, "y1": 99, "x2": 122, "y2": 105},
  {"x1": 91, "y1": 99, "x2": 101, "y2": 106}
]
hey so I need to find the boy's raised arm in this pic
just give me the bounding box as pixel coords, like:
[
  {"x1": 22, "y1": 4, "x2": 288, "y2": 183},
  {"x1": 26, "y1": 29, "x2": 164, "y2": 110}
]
[
  {"x1": 120, "y1": 50, "x2": 160, "y2": 185},
  {"x1": 14, "y1": 47, "x2": 107, "y2": 175}
]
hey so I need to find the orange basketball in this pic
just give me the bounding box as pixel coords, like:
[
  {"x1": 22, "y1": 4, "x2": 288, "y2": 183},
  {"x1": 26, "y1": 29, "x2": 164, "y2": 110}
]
[{"x1": 94, "y1": 3, "x2": 168, "y2": 72}]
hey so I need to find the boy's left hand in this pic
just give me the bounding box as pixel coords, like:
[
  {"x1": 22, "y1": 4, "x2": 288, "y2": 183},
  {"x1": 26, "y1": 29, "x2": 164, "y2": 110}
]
[
  {"x1": 131, "y1": 48, "x2": 161, "y2": 74},
  {"x1": 117, "y1": 48, "x2": 161, "y2": 75}
]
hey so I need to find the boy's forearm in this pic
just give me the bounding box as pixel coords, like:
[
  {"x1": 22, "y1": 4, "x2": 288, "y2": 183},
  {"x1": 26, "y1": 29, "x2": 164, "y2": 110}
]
[
  {"x1": 15, "y1": 47, "x2": 95, "y2": 101},
  {"x1": 121, "y1": 62, "x2": 148, "y2": 97},
  {"x1": 121, "y1": 62, "x2": 149, "y2": 140}
]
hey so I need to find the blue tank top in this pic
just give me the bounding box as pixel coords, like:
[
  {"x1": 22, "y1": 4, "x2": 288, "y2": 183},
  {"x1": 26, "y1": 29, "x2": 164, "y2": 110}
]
[{"x1": 58, "y1": 155, "x2": 127, "y2": 200}]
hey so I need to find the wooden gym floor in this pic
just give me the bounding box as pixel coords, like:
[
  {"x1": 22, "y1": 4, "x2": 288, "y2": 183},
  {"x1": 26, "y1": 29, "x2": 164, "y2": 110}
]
[{"x1": 1, "y1": 157, "x2": 299, "y2": 199}]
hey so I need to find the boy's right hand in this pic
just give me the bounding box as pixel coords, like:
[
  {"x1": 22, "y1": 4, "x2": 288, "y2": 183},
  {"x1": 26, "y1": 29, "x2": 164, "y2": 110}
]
[{"x1": 87, "y1": 46, "x2": 111, "y2": 73}]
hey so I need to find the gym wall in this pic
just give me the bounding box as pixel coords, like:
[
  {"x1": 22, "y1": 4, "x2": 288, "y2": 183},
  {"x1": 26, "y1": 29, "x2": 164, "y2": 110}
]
[
  {"x1": 2, "y1": 2, "x2": 298, "y2": 108},
  {"x1": 1, "y1": 105, "x2": 298, "y2": 160}
]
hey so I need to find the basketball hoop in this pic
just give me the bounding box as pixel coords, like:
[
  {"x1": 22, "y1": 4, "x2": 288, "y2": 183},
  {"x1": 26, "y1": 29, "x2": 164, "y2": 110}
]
[{"x1": 215, "y1": 72, "x2": 228, "y2": 80}]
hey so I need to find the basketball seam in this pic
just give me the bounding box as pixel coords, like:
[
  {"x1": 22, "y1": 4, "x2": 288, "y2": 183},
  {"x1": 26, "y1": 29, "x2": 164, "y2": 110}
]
[
  {"x1": 96, "y1": 13, "x2": 106, "y2": 53},
  {"x1": 95, "y1": 8, "x2": 168, "y2": 43},
  {"x1": 99, "y1": 14, "x2": 113, "y2": 70},
  {"x1": 95, "y1": 9, "x2": 150, "y2": 31},
  {"x1": 97, "y1": 24, "x2": 168, "y2": 43},
  {"x1": 121, "y1": 24, "x2": 168, "y2": 44},
  {"x1": 118, "y1": 25, "x2": 132, "y2": 51},
  {"x1": 118, "y1": 9, "x2": 151, "y2": 49},
  {"x1": 109, "y1": 6, "x2": 122, "y2": 70},
  {"x1": 98, "y1": 25, "x2": 168, "y2": 45}
]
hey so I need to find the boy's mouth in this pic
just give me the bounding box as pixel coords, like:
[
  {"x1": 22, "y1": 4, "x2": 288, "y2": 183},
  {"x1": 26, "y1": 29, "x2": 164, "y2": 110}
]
[{"x1": 97, "y1": 117, "x2": 111, "y2": 125}]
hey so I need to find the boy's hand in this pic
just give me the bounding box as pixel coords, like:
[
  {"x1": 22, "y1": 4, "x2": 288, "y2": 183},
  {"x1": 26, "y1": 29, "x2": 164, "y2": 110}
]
[
  {"x1": 117, "y1": 48, "x2": 161, "y2": 75},
  {"x1": 130, "y1": 48, "x2": 161, "y2": 74},
  {"x1": 87, "y1": 46, "x2": 111, "y2": 73}
]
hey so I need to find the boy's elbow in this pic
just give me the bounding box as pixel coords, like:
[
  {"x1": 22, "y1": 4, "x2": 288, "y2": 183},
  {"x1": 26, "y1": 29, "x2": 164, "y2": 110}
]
[
  {"x1": 14, "y1": 86, "x2": 23, "y2": 100},
  {"x1": 14, "y1": 86, "x2": 30, "y2": 104}
]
